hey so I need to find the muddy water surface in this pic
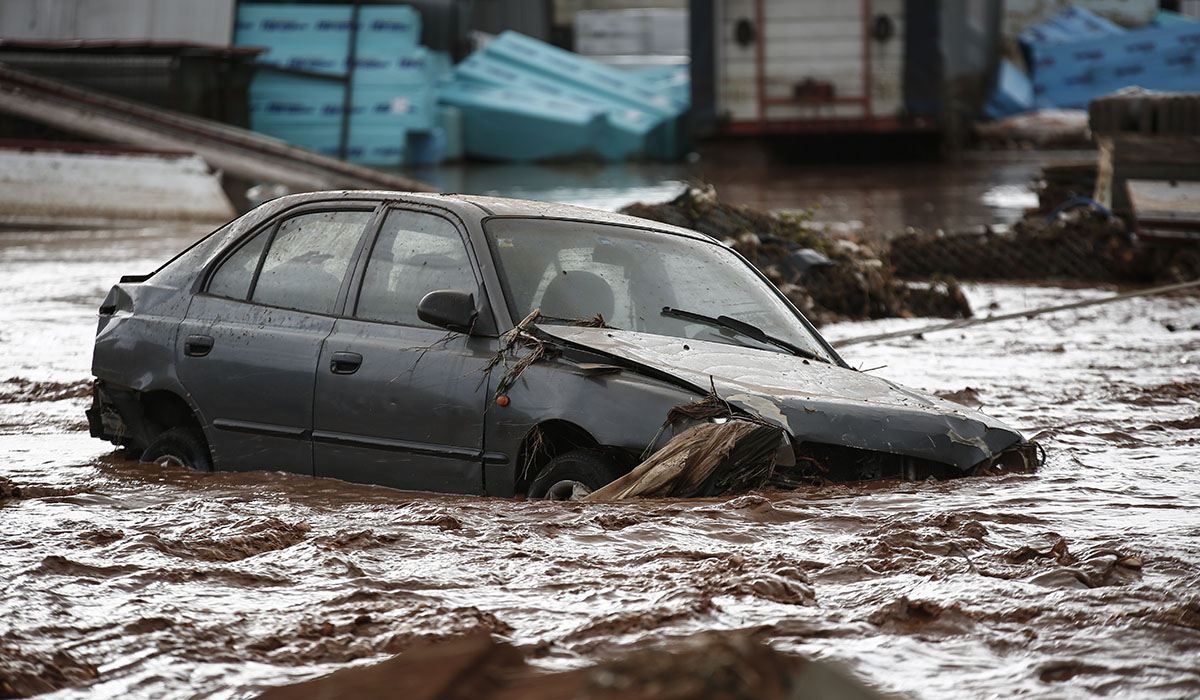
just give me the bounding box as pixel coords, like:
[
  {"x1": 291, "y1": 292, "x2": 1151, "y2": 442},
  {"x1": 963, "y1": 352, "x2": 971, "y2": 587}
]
[
  {"x1": 2, "y1": 216, "x2": 1200, "y2": 699},
  {"x1": 417, "y1": 147, "x2": 1076, "y2": 237}
]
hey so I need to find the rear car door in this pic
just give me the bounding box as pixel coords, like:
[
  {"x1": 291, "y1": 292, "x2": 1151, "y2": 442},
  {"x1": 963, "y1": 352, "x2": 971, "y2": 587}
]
[
  {"x1": 177, "y1": 205, "x2": 378, "y2": 474},
  {"x1": 312, "y1": 205, "x2": 497, "y2": 493}
]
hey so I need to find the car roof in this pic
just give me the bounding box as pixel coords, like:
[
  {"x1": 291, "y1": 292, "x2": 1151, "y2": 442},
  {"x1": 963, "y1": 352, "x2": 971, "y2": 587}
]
[{"x1": 260, "y1": 190, "x2": 712, "y2": 243}]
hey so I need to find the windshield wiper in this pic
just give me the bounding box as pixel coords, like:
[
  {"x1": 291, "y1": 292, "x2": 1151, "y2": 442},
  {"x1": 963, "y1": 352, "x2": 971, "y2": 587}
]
[{"x1": 660, "y1": 307, "x2": 826, "y2": 362}]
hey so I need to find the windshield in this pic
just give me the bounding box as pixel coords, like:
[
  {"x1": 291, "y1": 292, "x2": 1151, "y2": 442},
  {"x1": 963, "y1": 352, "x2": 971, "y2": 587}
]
[{"x1": 484, "y1": 217, "x2": 834, "y2": 362}]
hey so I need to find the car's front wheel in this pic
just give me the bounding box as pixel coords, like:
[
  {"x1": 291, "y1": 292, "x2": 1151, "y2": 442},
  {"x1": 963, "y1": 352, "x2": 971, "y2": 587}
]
[
  {"x1": 140, "y1": 427, "x2": 212, "y2": 471},
  {"x1": 528, "y1": 449, "x2": 624, "y2": 500}
]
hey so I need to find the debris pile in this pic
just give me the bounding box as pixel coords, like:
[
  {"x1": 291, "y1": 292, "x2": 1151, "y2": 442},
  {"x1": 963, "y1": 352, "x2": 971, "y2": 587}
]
[
  {"x1": 621, "y1": 186, "x2": 972, "y2": 325},
  {"x1": 581, "y1": 394, "x2": 1039, "y2": 500},
  {"x1": 586, "y1": 419, "x2": 783, "y2": 500},
  {"x1": 1032, "y1": 162, "x2": 1098, "y2": 215},
  {"x1": 889, "y1": 208, "x2": 1200, "y2": 284}
]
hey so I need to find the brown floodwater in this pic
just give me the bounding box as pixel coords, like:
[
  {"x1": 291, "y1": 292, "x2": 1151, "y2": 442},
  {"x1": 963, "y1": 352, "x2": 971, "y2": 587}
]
[
  {"x1": 2, "y1": 172, "x2": 1199, "y2": 699},
  {"x1": 417, "y1": 146, "x2": 1083, "y2": 237}
]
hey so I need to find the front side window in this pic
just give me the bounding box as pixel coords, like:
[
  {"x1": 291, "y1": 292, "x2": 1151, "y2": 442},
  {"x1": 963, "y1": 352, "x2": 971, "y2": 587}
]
[
  {"x1": 249, "y1": 210, "x2": 373, "y2": 315},
  {"x1": 355, "y1": 210, "x2": 477, "y2": 327}
]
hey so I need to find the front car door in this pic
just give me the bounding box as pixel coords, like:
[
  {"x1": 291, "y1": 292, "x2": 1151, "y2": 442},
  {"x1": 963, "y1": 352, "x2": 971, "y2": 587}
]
[
  {"x1": 312, "y1": 205, "x2": 497, "y2": 493},
  {"x1": 177, "y1": 205, "x2": 379, "y2": 474}
]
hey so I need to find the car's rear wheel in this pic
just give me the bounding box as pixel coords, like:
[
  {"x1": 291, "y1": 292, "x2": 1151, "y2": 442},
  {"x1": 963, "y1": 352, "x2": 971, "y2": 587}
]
[
  {"x1": 140, "y1": 427, "x2": 212, "y2": 471},
  {"x1": 528, "y1": 449, "x2": 624, "y2": 500}
]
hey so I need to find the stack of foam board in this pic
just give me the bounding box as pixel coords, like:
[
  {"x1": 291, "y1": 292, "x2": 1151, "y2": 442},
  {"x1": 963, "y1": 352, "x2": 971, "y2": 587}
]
[
  {"x1": 984, "y1": 59, "x2": 1035, "y2": 119},
  {"x1": 1021, "y1": 7, "x2": 1200, "y2": 110},
  {"x1": 634, "y1": 64, "x2": 690, "y2": 106},
  {"x1": 437, "y1": 31, "x2": 688, "y2": 162},
  {"x1": 236, "y1": 4, "x2": 438, "y2": 167}
]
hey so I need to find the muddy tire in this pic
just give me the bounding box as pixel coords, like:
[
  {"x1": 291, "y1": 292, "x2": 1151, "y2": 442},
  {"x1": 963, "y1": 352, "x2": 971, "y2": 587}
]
[
  {"x1": 140, "y1": 427, "x2": 212, "y2": 471},
  {"x1": 528, "y1": 449, "x2": 623, "y2": 500}
]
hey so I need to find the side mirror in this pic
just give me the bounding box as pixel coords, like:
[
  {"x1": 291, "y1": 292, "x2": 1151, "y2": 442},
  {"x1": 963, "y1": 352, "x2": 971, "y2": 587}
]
[{"x1": 417, "y1": 290, "x2": 478, "y2": 334}]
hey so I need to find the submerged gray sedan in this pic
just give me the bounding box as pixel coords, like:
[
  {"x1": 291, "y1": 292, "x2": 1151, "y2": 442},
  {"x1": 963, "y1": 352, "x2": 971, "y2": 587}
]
[{"x1": 88, "y1": 191, "x2": 1039, "y2": 498}]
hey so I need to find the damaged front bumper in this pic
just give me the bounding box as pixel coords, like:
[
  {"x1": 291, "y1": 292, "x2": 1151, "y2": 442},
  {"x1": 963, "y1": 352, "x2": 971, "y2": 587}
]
[
  {"x1": 780, "y1": 437, "x2": 1042, "y2": 487},
  {"x1": 587, "y1": 409, "x2": 1044, "y2": 501}
]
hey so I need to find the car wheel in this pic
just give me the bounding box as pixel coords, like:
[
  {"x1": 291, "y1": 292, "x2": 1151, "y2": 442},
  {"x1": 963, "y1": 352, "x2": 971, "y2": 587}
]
[
  {"x1": 140, "y1": 427, "x2": 212, "y2": 471},
  {"x1": 528, "y1": 449, "x2": 624, "y2": 500}
]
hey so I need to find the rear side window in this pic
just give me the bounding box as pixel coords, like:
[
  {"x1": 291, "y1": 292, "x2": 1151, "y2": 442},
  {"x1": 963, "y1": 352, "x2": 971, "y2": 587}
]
[
  {"x1": 355, "y1": 210, "x2": 476, "y2": 327},
  {"x1": 207, "y1": 229, "x2": 269, "y2": 300},
  {"x1": 249, "y1": 210, "x2": 373, "y2": 315}
]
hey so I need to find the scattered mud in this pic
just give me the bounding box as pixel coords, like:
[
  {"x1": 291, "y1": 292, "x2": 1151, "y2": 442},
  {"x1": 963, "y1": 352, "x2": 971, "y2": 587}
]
[
  {"x1": 621, "y1": 186, "x2": 972, "y2": 325},
  {"x1": 934, "y1": 387, "x2": 986, "y2": 408},
  {"x1": 0, "y1": 378, "x2": 91, "y2": 404}
]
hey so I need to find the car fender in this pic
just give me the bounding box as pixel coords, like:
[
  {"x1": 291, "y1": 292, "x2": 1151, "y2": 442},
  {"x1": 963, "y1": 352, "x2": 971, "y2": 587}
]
[
  {"x1": 92, "y1": 281, "x2": 208, "y2": 442},
  {"x1": 483, "y1": 357, "x2": 703, "y2": 496}
]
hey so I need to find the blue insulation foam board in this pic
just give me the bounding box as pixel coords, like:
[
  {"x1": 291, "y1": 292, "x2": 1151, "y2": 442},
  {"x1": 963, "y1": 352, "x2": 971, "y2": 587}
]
[
  {"x1": 1029, "y1": 22, "x2": 1200, "y2": 109},
  {"x1": 235, "y1": 4, "x2": 354, "y2": 50},
  {"x1": 437, "y1": 105, "x2": 463, "y2": 161},
  {"x1": 250, "y1": 72, "x2": 434, "y2": 130},
  {"x1": 356, "y1": 5, "x2": 421, "y2": 50},
  {"x1": 453, "y1": 52, "x2": 662, "y2": 160},
  {"x1": 984, "y1": 59, "x2": 1035, "y2": 119},
  {"x1": 481, "y1": 31, "x2": 688, "y2": 159},
  {"x1": 436, "y1": 80, "x2": 606, "y2": 162},
  {"x1": 236, "y1": 3, "x2": 419, "y2": 51},
  {"x1": 254, "y1": 122, "x2": 407, "y2": 167}
]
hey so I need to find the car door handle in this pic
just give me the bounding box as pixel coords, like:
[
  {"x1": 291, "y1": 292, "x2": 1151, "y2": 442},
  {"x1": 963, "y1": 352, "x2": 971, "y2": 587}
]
[
  {"x1": 330, "y1": 351, "x2": 363, "y2": 375},
  {"x1": 184, "y1": 334, "x2": 214, "y2": 357}
]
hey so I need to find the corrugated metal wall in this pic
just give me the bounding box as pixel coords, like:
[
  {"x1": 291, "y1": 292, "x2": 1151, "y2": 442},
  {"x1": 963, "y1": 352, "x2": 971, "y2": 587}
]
[{"x1": 0, "y1": 0, "x2": 236, "y2": 44}]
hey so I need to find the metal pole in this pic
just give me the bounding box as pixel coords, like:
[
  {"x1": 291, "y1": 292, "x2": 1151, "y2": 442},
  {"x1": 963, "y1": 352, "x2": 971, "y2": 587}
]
[
  {"x1": 339, "y1": 1, "x2": 361, "y2": 161},
  {"x1": 833, "y1": 278, "x2": 1200, "y2": 347}
]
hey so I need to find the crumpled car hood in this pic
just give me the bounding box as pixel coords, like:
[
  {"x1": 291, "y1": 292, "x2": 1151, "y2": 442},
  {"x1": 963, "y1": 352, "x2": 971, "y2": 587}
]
[{"x1": 543, "y1": 326, "x2": 1025, "y2": 470}]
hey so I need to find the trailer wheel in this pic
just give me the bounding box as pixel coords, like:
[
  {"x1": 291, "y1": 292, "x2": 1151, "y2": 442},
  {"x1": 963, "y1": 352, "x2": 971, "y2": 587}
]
[
  {"x1": 140, "y1": 427, "x2": 212, "y2": 472},
  {"x1": 528, "y1": 449, "x2": 623, "y2": 500}
]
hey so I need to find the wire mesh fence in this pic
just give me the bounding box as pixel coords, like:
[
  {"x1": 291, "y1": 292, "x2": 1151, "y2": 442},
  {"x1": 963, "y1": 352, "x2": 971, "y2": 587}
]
[{"x1": 886, "y1": 208, "x2": 1200, "y2": 285}]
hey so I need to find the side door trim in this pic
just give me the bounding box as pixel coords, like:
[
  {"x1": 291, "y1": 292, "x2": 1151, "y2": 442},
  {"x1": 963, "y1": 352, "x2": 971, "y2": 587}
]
[
  {"x1": 311, "y1": 429, "x2": 507, "y2": 464},
  {"x1": 212, "y1": 418, "x2": 309, "y2": 438}
]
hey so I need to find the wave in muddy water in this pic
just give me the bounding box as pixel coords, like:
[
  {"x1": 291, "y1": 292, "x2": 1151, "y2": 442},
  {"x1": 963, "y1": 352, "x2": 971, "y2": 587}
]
[{"x1": 2, "y1": 276, "x2": 1200, "y2": 698}]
